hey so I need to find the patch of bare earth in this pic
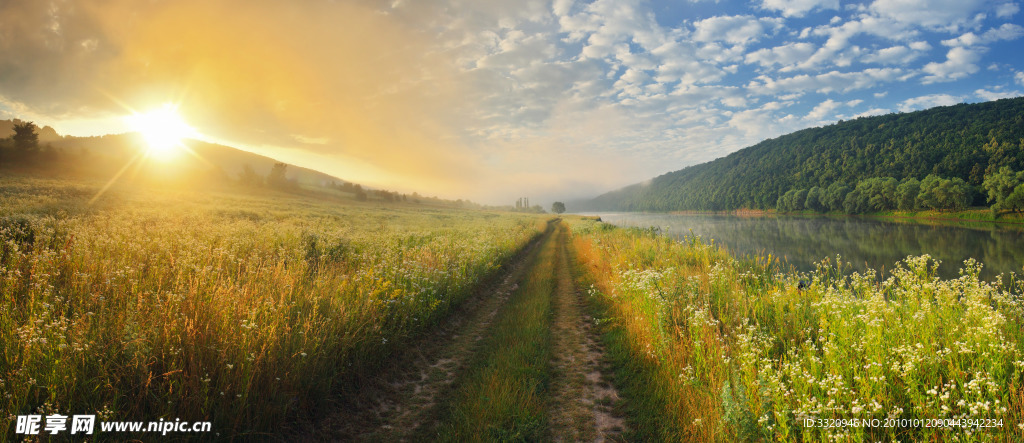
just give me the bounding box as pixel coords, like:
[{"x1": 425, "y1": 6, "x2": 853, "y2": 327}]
[
  {"x1": 308, "y1": 227, "x2": 548, "y2": 442},
  {"x1": 548, "y1": 226, "x2": 627, "y2": 442}
]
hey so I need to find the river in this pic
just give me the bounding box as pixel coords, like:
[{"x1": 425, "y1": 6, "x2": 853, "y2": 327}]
[{"x1": 588, "y1": 213, "x2": 1024, "y2": 281}]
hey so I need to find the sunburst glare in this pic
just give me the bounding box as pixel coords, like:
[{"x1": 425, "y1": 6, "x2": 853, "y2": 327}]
[{"x1": 124, "y1": 103, "x2": 197, "y2": 158}]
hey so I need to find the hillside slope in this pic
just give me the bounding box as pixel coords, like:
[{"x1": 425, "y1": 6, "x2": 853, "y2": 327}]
[
  {"x1": 581, "y1": 97, "x2": 1024, "y2": 212},
  {"x1": 43, "y1": 132, "x2": 348, "y2": 186},
  {"x1": 0, "y1": 119, "x2": 62, "y2": 142}
]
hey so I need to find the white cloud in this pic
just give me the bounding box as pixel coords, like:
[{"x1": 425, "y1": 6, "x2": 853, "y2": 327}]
[
  {"x1": 908, "y1": 41, "x2": 932, "y2": 51},
  {"x1": 692, "y1": 15, "x2": 781, "y2": 45},
  {"x1": 1017, "y1": 71, "x2": 1024, "y2": 85},
  {"x1": 727, "y1": 102, "x2": 792, "y2": 139},
  {"x1": 869, "y1": 0, "x2": 991, "y2": 31},
  {"x1": 996, "y1": 2, "x2": 1020, "y2": 17},
  {"x1": 802, "y1": 15, "x2": 917, "y2": 70},
  {"x1": 921, "y1": 46, "x2": 981, "y2": 83},
  {"x1": 805, "y1": 99, "x2": 841, "y2": 121},
  {"x1": 898, "y1": 94, "x2": 964, "y2": 112},
  {"x1": 975, "y1": 88, "x2": 1023, "y2": 100},
  {"x1": 760, "y1": 0, "x2": 840, "y2": 17},
  {"x1": 552, "y1": 0, "x2": 573, "y2": 17},
  {"x1": 748, "y1": 68, "x2": 908, "y2": 95},
  {"x1": 745, "y1": 42, "x2": 817, "y2": 69},
  {"x1": 805, "y1": 98, "x2": 865, "y2": 123},
  {"x1": 942, "y1": 23, "x2": 1024, "y2": 46},
  {"x1": 853, "y1": 108, "x2": 891, "y2": 118},
  {"x1": 861, "y1": 45, "x2": 928, "y2": 65}
]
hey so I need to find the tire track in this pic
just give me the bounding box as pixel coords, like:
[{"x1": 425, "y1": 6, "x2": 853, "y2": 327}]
[
  {"x1": 310, "y1": 222, "x2": 554, "y2": 442},
  {"x1": 548, "y1": 223, "x2": 627, "y2": 442}
]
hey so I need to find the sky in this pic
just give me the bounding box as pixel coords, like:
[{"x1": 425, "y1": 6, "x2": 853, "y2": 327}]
[{"x1": 1, "y1": 0, "x2": 1022, "y2": 205}]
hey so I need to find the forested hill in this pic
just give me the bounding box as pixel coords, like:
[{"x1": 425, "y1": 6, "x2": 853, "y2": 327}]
[{"x1": 581, "y1": 96, "x2": 1024, "y2": 212}]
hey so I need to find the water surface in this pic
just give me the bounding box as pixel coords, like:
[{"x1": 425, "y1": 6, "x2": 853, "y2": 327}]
[{"x1": 590, "y1": 213, "x2": 1024, "y2": 281}]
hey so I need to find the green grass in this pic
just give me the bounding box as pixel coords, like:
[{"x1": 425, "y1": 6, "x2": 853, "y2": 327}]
[
  {"x1": 0, "y1": 175, "x2": 547, "y2": 438},
  {"x1": 566, "y1": 216, "x2": 1024, "y2": 442},
  {"x1": 432, "y1": 222, "x2": 562, "y2": 442}
]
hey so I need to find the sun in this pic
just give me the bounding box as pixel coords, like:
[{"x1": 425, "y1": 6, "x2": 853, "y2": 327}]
[{"x1": 125, "y1": 104, "x2": 197, "y2": 158}]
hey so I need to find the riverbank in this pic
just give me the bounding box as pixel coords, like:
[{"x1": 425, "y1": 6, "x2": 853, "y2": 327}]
[
  {"x1": 566, "y1": 216, "x2": 1024, "y2": 441},
  {"x1": 663, "y1": 207, "x2": 1024, "y2": 225}
]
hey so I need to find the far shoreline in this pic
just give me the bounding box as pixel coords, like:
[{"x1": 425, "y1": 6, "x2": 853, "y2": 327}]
[{"x1": 614, "y1": 208, "x2": 1024, "y2": 226}]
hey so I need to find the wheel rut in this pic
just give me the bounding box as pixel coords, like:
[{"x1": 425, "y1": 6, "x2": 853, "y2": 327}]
[
  {"x1": 308, "y1": 220, "x2": 625, "y2": 442},
  {"x1": 310, "y1": 223, "x2": 551, "y2": 442},
  {"x1": 547, "y1": 223, "x2": 627, "y2": 442}
]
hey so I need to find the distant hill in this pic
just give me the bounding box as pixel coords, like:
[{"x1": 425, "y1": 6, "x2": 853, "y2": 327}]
[
  {"x1": 578, "y1": 96, "x2": 1024, "y2": 212},
  {"x1": 45, "y1": 132, "x2": 348, "y2": 187},
  {"x1": 0, "y1": 119, "x2": 62, "y2": 142},
  {"x1": 0, "y1": 119, "x2": 349, "y2": 186}
]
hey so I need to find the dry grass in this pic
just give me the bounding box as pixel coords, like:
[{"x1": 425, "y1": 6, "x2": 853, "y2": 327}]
[{"x1": 0, "y1": 175, "x2": 546, "y2": 438}]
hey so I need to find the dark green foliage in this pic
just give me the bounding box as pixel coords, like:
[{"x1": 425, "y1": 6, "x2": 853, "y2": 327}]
[
  {"x1": 895, "y1": 178, "x2": 921, "y2": 210},
  {"x1": 865, "y1": 177, "x2": 898, "y2": 211},
  {"x1": 822, "y1": 182, "x2": 850, "y2": 212},
  {"x1": 804, "y1": 186, "x2": 825, "y2": 212},
  {"x1": 1004, "y1": 185, "x2": 1024, "y2": 213},
  {"x1": 583, "y1": 97, "x2": 1024, "y2": 212},
  {"x1": 916, "y1": 175, "x2": 971, "y2": 211},
  {"x1": 776, "y1": 189, "x2": 805, "y2": 212},
  {"x1": 983, "y1": 166, "x2": 1024, "y2": 213},
  {"x1": 551, "y1": 201, "x2": 566, "y2": 214},
  {"x1": 12, "y1": 121, "x2": 39, "y2": 151},
  {"x1": 843, "y1": 185, "x2": 870, "y2": 214}
]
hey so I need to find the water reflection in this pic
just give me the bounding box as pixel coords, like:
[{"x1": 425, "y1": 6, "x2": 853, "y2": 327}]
[{"x1": 592, "y1": 213, "x2": 1024, "y2": 281}]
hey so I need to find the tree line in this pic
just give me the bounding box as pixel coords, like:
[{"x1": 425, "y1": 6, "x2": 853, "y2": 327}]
[
  {"x1": 776, "y1": 166, "x2": 1024, "y2": 216},
  {"x1": 582, "y1": 97, "x2": 1024, "y2": 213}
]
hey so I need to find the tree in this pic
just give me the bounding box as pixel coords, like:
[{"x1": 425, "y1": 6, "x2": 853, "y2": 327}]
[
  {"x1": 983, "y1": 166, "x2": 1024, "y2": 213},
  {"x1": 551, "y1": 201, "x2": 566, "y2": 214},
  {"x1": 267, "y1": 163, "x2": 289, "y2": 189},
  {"x1": 843, "y1": 186, "x2": 870, "y2": 214},
  {"x1": 916, "y1": 174, "x2": 944, "y2": 210},
  {"x1": 805, "y1": 186, "x2": 825, "y2": 212},
  {"x1": 865, "y1": 177, "x2": 898, "y2": 211},
  {"x1": 895, "y1": 177, "x2": 921, "y2": 210},
  {"x1": 1003, "y1": 184, "x2": 1024, "y2": 213},
  {"x1": 823, "y1": 182, "x2": 850, "y2": 212},
  {"x1": 12, "y1": 121, "x2": 39, "y2": 152},
  {"x1": 791, "y1": 189, "x2": 807, "y2": 211},
  {"x1": 776, "y1": 189, "x2": 808, "y2": 212},
  {"x1": 942, "y1": 177, "x2": 972, "y2": 211},
  {"x1": 917, "y1": 174, "x2": 971, "y2": 211}
]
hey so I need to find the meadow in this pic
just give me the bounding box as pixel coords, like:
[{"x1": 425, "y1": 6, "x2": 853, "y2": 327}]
[
  {"x1": 0, "y1": 175, "x2": 546, "y2": 438},
  {"x1": 5, "y1": 172, "x2": 1023, "y2": 442},
  {"x1": 567, "y1": 217, "x2": 1024, "y2": 442}
]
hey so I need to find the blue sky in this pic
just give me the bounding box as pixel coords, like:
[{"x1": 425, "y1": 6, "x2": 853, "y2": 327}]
[
  {"x1": 385, "y1": 0, "x2": 1024, "y2": 202},
  {"x1": 0, "y1": 0, "x2": 1022, "y2": 204}
]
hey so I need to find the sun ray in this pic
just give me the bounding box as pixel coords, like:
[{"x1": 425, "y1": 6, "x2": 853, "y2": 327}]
[{"x1": 124, "y1": 103, "x2": 197, "y2": 159}]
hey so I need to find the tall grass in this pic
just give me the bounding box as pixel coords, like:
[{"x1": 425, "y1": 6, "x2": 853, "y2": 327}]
[
  {"x1": 0, "y1": 176, "x2": 546, "y2": 437},
  {"x1": 567, "y1": 217, "x2": 1024, "y2": 441}
]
